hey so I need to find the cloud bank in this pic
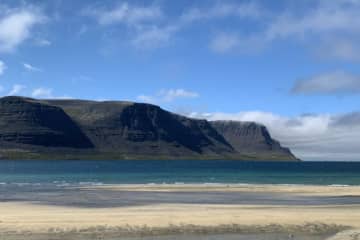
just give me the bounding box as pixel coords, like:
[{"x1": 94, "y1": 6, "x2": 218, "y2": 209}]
[
  {"x1": 292, "y1": 71, "x2": 360, "y2": 95},
  {"x1": 207, "y1": 0, "x2": 360, "y2": 61},
  {"x1": 0, "y1": 7, "x2": 45, "y2": 52},
  {"x1": 189, "y1": 111, "x2": 360, "y2": 161},
  {"x1": 137, "y1": 88, "x2": 199, "y2": 104},
  {"x1": 23, "y1": 62, "x2": 42, "y2": 72},
  {"x1": 84, "y1": 1, "x2": 264, "y2": 50},
  {"x1": 7, "y1": 84, "x2": 26, "y2": 96},
  {"x1": 31, "y1": 87, "x2": 52, "y2": 98},
  {"x1": 85, "y1": 2, "x2": 162, "y2": 26},
  {"x1": 0, "y1": 60, "x2": 6, "y2": 75}
]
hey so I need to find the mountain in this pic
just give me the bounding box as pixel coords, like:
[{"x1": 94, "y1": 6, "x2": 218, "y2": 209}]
[
  {"x1": 0, "y1": 96, "x2": 297, "y2": 160},
  {"x1": 43, "y1": 99, "x2": 234, "y2": 157},
  {"x1": 0, "y1": 97, "x2": 93, "y2": 149},
  {"x1": 211, "y1": 121, "x2": 297, "y2": 160}
]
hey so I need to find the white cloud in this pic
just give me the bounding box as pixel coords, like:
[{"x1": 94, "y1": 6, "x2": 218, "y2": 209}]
[
  {"x1": 265, "y1": 1, "x2": 360, "y2": 41},
  {"x1": 160, "y1": 89, "x2": 199, "y2": 102},
  {"x1": 54, "y1": 95, "x2": 73, "y2": 100},
  {"x1": 1, "y1": 85, "x2": 71, "y2": 99},
  {"x1": 35, "y1": 39, "x2": 51, "y2": 46},
  {"x1": 208, "y1": 1, "x2": 360, "y2": 61},
  {"x1": 180, "y1": 1, "x2": 262, "y2": 23},
  {"x1": 189, "y1": 110, "x2": 360, "y2": 161},
  {"x1": 71, "y1": 75, "x2": 93, "y2": 83},
  {"x1": 82, "y1": 1, "x2": 360, "y2": 56},
  {"x1": 131, "y1": 25, "x2": 177, "y2": 49},
  {"x1": 0, "y1": 60, "x2": 6, "y2": 75},
  {"x1": 137, "y1": 94, "x2": 155, "y2": 103},
  {"x1": 210, "y1": 33, "x2": 240, "y2": 53},
  {"x1": 209, "y1": 33, "x2": 264, "y2": 54},
  {"x1": 313, "y1": 38, "x2": 360, "y2": 61},
  {"x1": 84, "y1": 2, "x2": 162, "y2": 26},
  {"x1": 31, "y1": 87, "x2": 52, "y2": 98},
  {"x1": 7, "y1": 84, "x2": 26, "y2": 96},
  {"x1": 85, "y1": 1, "x2": 264, "y2": 50},
  {"x1": 31, "y1": 87, "x2": 72, "y2": 99},
  {"x1": 85, "y1": 2, "x2": 170, "y2": 50},
  {"x1": 77, "y1": 25, "x2": 88, "y2": 36},
  {"x1": 0, "y1": 8, "x2": 45, "y2": 52},
  {"x1": 292, "y1": 71, "x2": 360, "y2": 95},
  {"x1": 137, "y1": 88, "x2": 199, "y2": 104},
  {"x1": 23, "y1": 62, "x2": 42, "y2": 72}
]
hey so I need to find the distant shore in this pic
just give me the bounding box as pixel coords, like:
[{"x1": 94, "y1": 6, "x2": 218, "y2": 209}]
[
  {"x1": 0, "y1": 184, "x2": 359, "y2": 239},
  {"x1": 0, "y1": 149, "x2": 300, "y2": 161}
]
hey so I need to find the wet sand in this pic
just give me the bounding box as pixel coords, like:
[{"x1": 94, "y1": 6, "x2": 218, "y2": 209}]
[
  {"x1": 83, "y1": 183, "x2": 360, "y2": 196},
  {"x1": 0, "y1": 184, "x2": 360, "y2": 239}
]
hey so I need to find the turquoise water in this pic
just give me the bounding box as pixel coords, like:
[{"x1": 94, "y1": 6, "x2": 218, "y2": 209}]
[
  {"x1": 0, "y1": 160, "x2": 356, "y2": 240},
  {"x1": 0, "y1": 160, "x2": 360, "y2": 185}
]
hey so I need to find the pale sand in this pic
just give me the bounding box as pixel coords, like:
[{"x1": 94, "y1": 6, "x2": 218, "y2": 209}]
[
  {"x1": 327, "y1": 229, "x2": 360, "y2": 240},
  {"x1": 0, "y1": 203, "x2": 358, "y2": 232},
  {"x1": 1, "y1": 184, "x2": 360, "y2": 237},
  {"x1": 80, "y1": 183, "x2": 360, "y2": 196}
]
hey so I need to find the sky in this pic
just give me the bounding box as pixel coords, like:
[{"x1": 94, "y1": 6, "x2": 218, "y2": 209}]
[{"x1": 1, "y1": 0, "x2": 360, "y2": 161}]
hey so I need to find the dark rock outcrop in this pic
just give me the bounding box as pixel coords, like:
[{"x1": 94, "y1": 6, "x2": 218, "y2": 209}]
[
  {"x1": 0, "y1": 96, "x2": 93, "y2": 148},
  {"x1": 211, "y1": 121, "x2": 297, "y2": 160},
  {"x1": 46, "y1": 100, "x2": 233, "y2": 157},
  {"x1": 0, "y1": 96, "x2": 297, "y2": 160}
]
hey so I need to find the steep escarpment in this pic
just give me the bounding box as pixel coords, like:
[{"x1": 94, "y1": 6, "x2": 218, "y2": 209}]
[
  {"x1": 211, "y1": 121, "x2": 297, "y2": 160},
  {"x1": 0, "y1": 96, "x2": 93, "y2": 149},
  {"x1": 0, "y1": 96, "x2": 297, "y2": 160},
  {"x1": 47, "y1": 100, "x2": 233, "y2": 157}
]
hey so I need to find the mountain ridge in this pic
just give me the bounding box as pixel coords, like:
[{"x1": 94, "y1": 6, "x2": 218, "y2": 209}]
[
  {"x1": 211, "y1": 120, "x2": 295, "y2": 160},
  {"x1": 0, "y1": 96, "x2": 298, "y2": 161}
]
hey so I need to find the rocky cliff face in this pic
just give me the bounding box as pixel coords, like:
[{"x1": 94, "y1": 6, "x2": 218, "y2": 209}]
[
  {"x1": 0, "y1": 96, "x2": 93, "y2": 148},
  {"x1": 0, "y1": 96, "x2": 297, "y2": 160},
  {"x1": 211, "y1": 121, "x2": 297, "y2": 160},
  {"x1": 46, "y1": 100, "x2": 234, "y2": 157}
]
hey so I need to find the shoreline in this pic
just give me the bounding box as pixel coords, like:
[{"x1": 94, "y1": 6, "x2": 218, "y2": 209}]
[
  {"x1": 0, "y1": 202, "x2": 355, "y2": 235},
  {"x1": 0, "y1": 184, "x2": 359, "y2": 239},
  {"x1": 0, "y1": 222, "x2": 348, "y2": 240},
  {"x1": 78, "y1": 183, "x2": 360, "y2": 196}
]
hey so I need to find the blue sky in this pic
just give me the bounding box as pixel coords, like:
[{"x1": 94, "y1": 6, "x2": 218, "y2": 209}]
[{"x1": 1, "y1": 0, "x2": 360, "y2": 160}]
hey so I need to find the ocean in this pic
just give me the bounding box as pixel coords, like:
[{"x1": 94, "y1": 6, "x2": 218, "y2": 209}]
[
  {"x1": 0, "y1": 160, "x2": 360, "y2": 185},
  {"x1": 1, "y1": 160, "x2": 359, "y2": 240}
]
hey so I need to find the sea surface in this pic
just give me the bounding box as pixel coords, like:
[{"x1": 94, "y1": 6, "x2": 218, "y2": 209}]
[
  {"x1": 1, "y1": 160, "x2": 359, "y2": 240},
  {"x1": 0, "y1": 160, "x2": 360, "y2": 185}
]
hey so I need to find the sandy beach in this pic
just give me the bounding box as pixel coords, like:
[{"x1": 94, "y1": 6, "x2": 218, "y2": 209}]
[
  {"x1": 0, "y1": 184, "x2": 359, "y2": 239},
  {"x1": 81, "y1": 183, "x2": 360, "y2": 196}
]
